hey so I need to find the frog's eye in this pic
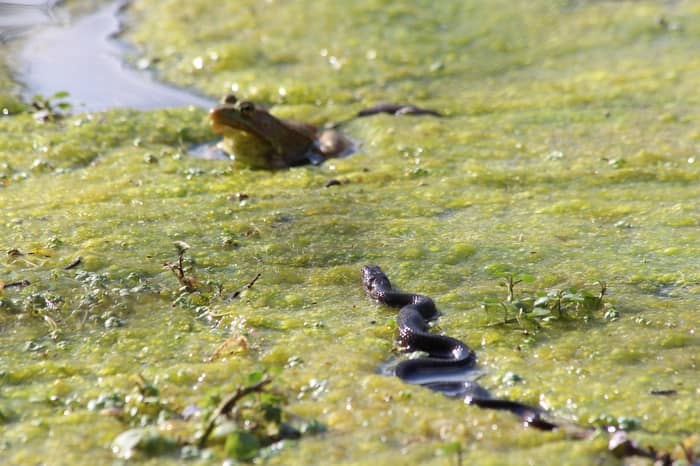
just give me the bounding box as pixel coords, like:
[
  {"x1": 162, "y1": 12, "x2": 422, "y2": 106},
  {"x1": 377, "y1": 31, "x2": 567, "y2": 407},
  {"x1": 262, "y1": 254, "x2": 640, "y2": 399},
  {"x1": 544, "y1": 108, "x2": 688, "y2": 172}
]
[
  {"x1": 222, "y1": 94, "x2": 238, "y2": 104},
  {"x1": 239, "y1": 101, "x2": 255, "y2": 113}
]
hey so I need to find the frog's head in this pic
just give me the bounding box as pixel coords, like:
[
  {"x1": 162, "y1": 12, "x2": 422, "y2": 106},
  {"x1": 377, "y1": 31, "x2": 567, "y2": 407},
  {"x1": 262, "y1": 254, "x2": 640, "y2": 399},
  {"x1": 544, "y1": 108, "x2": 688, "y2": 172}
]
[
  {"x1": 209, "y1": 94, "x2": 315, "y2": 168},
  {"x1": 210, "y1": 95, "x2": 276, "y2": 144}
]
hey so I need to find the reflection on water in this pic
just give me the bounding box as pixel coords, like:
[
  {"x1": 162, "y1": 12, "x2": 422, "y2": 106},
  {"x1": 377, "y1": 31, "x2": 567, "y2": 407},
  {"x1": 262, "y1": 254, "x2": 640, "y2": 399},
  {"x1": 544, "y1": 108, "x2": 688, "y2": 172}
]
[
  {"x1": 0, "y1": 1, "x2": 59, "y2": 41},
  {"x1": 188, "y1": 142, "x2": 230, "y2": 160},
  {"x1": 8, "y1": 0, "x2": 216, "y2": 112}
]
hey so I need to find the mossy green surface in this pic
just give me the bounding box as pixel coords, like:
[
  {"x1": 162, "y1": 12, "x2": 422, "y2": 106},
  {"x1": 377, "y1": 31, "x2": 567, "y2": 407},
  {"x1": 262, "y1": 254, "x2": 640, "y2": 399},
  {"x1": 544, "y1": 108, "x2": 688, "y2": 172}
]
[{"x1": 2, "y1": 1, "x2": 700, "y2": 465}]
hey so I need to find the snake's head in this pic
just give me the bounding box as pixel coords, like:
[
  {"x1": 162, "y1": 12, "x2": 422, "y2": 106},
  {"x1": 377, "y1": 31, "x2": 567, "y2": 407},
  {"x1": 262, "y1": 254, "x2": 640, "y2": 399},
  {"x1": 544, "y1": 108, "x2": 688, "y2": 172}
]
[{"x1": 361, "y1": 265, "x2": 391, "y2": 299}]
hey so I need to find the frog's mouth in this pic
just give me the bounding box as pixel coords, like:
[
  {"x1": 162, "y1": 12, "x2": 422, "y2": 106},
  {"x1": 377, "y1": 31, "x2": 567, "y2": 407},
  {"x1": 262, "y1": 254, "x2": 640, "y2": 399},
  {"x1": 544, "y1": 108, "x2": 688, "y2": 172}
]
[
  {"x1": 209, "y1": 107, "x2": 243, "y2": 132},
  {"x1": 210, "y1": 119, "x2": 242, "y2": 137},
  {"x1": 210, "y1": 107, "x2": 265, "y2": 140},
  {"x1": 210, "y1": 119, "x2": 270, "y2": 153}
]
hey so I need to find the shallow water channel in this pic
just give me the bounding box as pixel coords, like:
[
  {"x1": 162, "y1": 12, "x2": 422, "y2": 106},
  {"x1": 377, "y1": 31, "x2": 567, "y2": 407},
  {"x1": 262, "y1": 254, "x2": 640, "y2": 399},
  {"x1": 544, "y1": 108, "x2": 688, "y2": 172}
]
[
  {"x1": 7, "y1": 0, "x2": 213, "y2": 111},
  {"x1": 0, "y1": 1, "x2": 58, "y2": 41}
]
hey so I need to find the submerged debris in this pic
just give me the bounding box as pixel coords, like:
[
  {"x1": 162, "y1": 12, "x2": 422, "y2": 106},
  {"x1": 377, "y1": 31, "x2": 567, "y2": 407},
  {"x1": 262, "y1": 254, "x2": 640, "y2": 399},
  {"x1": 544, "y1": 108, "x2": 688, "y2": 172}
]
[
  {"x1": 356, "y1": 102, "x2": 443, "y2": 118},
  {"x1": 1, "y1": 279, "x2": 30, "y2": 290},
  {"x1": 649, "y1": 389, "x2": 678, "y2": 396},
  {"x1": 112, "y1": 428, "x2": 179, "y2": 460},
  {"x1": 228, "y1": 272, "x2": 261, "y2": 300},
  {"x1": 63, "y1": 256, "x2": 82, "y2": 270},
  {"x1": 608, "y1": 431, "x2": 653, "y2": 459}
]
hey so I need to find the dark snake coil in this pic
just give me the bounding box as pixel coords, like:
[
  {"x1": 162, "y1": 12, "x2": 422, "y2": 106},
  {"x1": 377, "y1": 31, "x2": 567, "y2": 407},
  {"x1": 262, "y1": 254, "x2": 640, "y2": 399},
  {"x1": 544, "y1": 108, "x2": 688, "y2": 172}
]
[{"x1": 361, "y1": 265, "x2": 556, "y2": 431}]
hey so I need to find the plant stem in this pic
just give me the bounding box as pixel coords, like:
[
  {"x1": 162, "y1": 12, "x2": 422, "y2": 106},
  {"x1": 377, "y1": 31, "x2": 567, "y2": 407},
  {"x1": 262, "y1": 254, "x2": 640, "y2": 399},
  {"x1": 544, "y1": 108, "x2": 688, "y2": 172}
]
[{"x1": 196, "y1": 375, "x2": 272, "y2": 449}]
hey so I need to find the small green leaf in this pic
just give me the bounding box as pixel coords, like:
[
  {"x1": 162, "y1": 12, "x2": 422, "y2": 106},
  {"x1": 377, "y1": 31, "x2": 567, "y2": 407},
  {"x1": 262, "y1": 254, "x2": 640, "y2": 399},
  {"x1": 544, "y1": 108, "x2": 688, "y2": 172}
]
[
  {"x1": 225, "y1": 431, "x2": 260, "y2": 461},
  {"x1": 141, "y1": 383, "x2": 159, "y2": 397},
  {"x1": 52, "y1": 91, "x2": 70, "y2": 99},
  {"x1": 512, "y1": 300, "x2": 529, "y2": 313},
  {"x1": 112, "y1": 428, "x2": 178, "y2": 459},
  {"x1": 439, "y1": 441, "x2": 461, "y2": 455},
  {"x1": 563, "y1": 293, "x2": 584, "y2": 303},
  {"x1": 603, "y1": 307, "x2": 620, "y2": 321},
  {"x1": 247, "y1": 371, "x2": 264, "y2": 384},
  {"x1": 582, "y1": 295, "x2": 603, "y2": 310},
  {"x1": 501, "y1": 371, "x2": 523, "y2": 386},
  {"x1": 502, "y1": 302, "x2": 520, "y2": 313},
  {"x1": 261, "y1": 402, "x2": 282, "y2": 423},
  {"x1": 410, "y1": 167, "x2": 430, "y2": 178},
  {"x1": 617, "y1": 416, "x2": 641, "y2": 431}
]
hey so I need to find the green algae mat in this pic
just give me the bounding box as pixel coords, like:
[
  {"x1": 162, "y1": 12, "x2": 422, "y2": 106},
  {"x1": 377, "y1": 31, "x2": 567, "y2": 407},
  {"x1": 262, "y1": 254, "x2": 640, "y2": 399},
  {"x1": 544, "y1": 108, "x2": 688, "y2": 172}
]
[{"x1": 2, "y1": 1, "x2": 700, "y2": 464}]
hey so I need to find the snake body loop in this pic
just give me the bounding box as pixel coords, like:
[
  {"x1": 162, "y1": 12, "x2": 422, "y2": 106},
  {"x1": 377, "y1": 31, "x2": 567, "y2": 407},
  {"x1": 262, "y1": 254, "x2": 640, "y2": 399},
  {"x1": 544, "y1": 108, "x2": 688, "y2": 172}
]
[{"x1": 361, "y1": 265, "x2": 556, "y2": 431}]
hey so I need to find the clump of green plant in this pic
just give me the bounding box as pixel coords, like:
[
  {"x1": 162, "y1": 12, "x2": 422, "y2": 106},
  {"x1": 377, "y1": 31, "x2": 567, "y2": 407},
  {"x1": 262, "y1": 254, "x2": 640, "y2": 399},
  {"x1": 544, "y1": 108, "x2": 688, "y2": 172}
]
[
  {"x1": 164, "y1": 241, "x2": 221, "y2": 312},
  {"x1": 590, "y1": 414, "x2": 641, "y2": 432},
  {"x1": 88, "y1": 374, "x2": 179, "y2": 428},
  {"x1": 0, "y1": 278, "x2": 62, "y2": 337},
  {"x1": 606, "y1": 430, "x2": 700, "y2": 464},
  {"x1": 109, "y1": 372, "x2": 325, "y2": 461},
  {"x1": 164, "y1": 241, "x2": 262, "y2": 323},
  {"x1": 481, "y1": 267, "x2": 613, "y2": 326},
  {"x1": 29, "y1": 91, "x2": 72, "y2": 123},
  {"x1": 1, "y1": 265, "x2": 154, "y2": 336},
  {"x1": 71, "y1": 269, "x2": 166, "y2": 329},
  {"x1": 201, "y1": 372, "x2": 326, "y2": 461}
]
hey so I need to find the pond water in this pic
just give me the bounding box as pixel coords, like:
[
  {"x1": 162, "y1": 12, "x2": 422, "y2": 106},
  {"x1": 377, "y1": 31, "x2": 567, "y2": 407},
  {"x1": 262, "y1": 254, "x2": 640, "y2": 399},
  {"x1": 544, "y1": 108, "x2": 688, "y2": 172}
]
[
  {"x1": 1, "y1": 1, "x2": 699, "y2": 465},
  {"x1": 8, "y1": 0, "x2": 214, "y2": 111},
  {"x1": 0, "y1": 1, "x2": 59, "y2": 42}
]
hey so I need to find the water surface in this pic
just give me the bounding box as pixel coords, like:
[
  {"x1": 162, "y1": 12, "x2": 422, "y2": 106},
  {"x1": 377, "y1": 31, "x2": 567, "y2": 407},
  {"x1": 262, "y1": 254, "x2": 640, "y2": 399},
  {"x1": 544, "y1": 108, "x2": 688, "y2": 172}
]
[
  {"x1": 0, "y1": 1, "x2": 59, "y2": 41},
  {"x1": 12, "y1": 0, "x2": 215, "y2": 111}
]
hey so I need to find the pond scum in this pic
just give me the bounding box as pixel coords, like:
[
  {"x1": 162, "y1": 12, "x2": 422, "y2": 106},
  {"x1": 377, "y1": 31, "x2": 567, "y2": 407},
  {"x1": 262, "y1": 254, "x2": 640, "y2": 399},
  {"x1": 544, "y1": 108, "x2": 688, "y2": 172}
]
[{"x1": 2, "y1": 1, "x2": 700, "y2": 465}]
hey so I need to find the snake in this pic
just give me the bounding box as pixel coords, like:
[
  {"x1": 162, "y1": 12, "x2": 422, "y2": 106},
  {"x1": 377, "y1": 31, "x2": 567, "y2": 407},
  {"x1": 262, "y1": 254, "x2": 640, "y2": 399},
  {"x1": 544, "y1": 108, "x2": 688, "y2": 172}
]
[{"x1": 361, "y1": 265, "x2": 557, "y2": 431}]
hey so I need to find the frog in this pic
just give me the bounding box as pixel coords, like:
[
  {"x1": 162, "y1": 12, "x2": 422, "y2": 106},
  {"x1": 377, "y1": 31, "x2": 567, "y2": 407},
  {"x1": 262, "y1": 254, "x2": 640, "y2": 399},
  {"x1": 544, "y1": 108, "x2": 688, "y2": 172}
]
[{"x1": 209, "y1": 94, "x2": 352, "y2": 169}]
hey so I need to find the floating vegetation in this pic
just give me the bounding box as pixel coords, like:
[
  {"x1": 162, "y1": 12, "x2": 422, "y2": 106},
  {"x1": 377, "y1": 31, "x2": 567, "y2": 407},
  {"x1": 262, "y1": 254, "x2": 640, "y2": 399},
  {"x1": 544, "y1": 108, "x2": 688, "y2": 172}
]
[
  {"x1": 163, "y1": 241, "x2": 262, "y2": 326},
  {"x1": 0, "y1": 284, "x2": 63, "y2": 337},
  {"x1": 3, "y1": 0, "x2": 700, "y2": 464},
  {"x1": 29, "y1": 91, "x2": 72, "y2": 123},
  {"x1": 1, "y1": 267, "x2": 155, "y2": 335},
  {"x1": 106, "y1": 372, "x2": 325, "y2": 462},
  {"x1": 480, "y1": 266, "x2": 613, "y2": 327}
]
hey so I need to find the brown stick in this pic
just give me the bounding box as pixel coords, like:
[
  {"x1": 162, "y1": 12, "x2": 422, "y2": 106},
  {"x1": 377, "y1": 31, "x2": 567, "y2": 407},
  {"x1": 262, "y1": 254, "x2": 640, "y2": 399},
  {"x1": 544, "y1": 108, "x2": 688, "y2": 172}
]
[
  {"x1": 3, "y1": 280, "x2": 31, "y2": 289},
  {"x1": 196, "y1": 375, "x2": 271, "y2": 448},
  {"x1": 229, "y1": 272, "x2": 261, "y2": 299}
]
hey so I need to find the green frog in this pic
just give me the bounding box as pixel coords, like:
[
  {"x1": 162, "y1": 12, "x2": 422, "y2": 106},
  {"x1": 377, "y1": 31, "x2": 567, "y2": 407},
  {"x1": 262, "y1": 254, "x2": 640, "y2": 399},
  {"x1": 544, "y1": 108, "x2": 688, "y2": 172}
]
[{"x1": 209, "y1": 95, "x2": 352, "y2": 169}]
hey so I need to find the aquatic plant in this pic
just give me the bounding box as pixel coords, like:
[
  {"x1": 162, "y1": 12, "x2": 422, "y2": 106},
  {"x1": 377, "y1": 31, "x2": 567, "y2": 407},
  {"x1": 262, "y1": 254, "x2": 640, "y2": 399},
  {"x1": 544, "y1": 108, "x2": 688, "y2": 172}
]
[
  {"x1": 29, "y1": 91, "x2": 72, "y2": 123},
  {"x1": 0, "y1": 264, "x2": 154, "y2": 337},
  {"x1": 438, "y1": 441, "x2": 463, "y2": 466},
  {"x1": 163, "y1": 241, "x2": 200, "y2": 293},
  {"x1": 163, "y1": 241, "x2": 263, "y2": 325},
  {"x1": 108, "y1": 372, "x2": 326, "y2": 461},
  {"x1": 481, "y1": 267, "x2": 612, "y2": 326}
]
